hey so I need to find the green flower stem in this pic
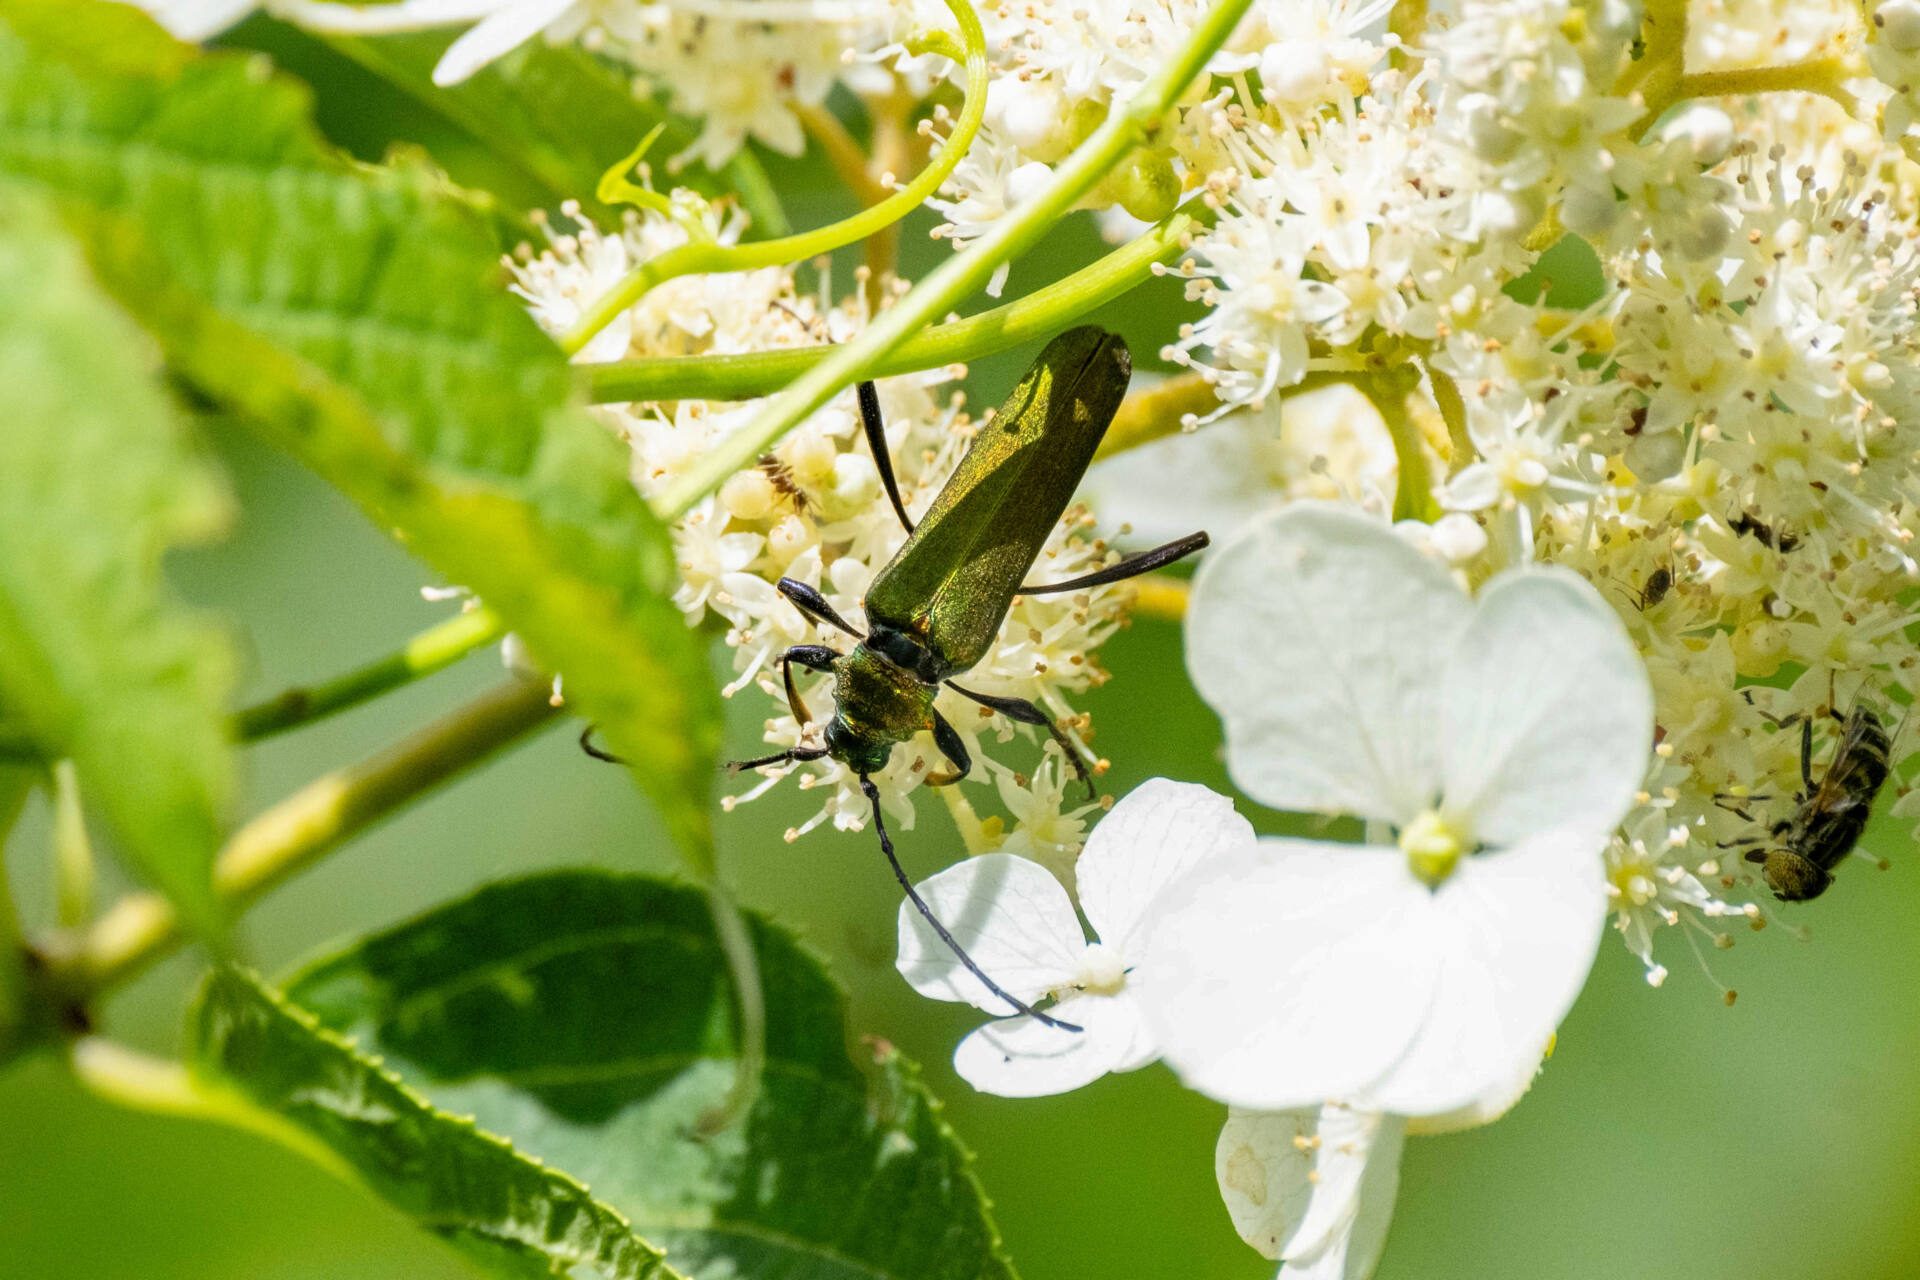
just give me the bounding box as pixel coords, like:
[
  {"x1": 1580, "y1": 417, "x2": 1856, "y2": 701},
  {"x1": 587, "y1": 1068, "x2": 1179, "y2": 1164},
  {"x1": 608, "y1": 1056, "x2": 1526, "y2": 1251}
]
[
  {"x1": 231, "y1": 606, "x2": 505, "y2": 743},
  {"x1": 0, "y1": 769, "x2": 29, "y2": 1059},
  {"x1": 695, "y1": 881, "x2": 765, "y2": 1136},
  {"x1": 653, "y1": 0, "x2": 1258, "y2": 523},
  {"x1": 1671, "y1": 59, "x2": 1858, "y2": 112},
  {"x1": 1372, "y1": 368, "x2": 1443, "y2": 523},
  {"x1": 1422, "y1": 356, "x2": 1473, "y2": 474},
  {"x1": 1621, "y1": 0, "x2": 1688, "y2": 141},
  {"x1": 558, "y1": 0, "x2": 990, "y2": 357},
  {"x1": 585, "y1": 213, "x2": 1194, "y2": 405},
  {"x1": 58, "y1": 679, "x2": 560, "y2": 997},
  {"x1": 50, "y1": 760, "x2": 93, "y2": 929},
  {"x1": 1092, "y1": 370, "x2": 1220, "y2": 460},
  {"x1": 70, "y1": 1038, "x2": 359, "y2": 1183}
]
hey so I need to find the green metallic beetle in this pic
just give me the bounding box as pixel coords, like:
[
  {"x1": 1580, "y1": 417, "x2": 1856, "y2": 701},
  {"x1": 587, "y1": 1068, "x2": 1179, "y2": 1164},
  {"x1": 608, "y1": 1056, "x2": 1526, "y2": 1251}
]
[{"x1": 728, "y1": 326, "x2": 1208, "y2": 1028}]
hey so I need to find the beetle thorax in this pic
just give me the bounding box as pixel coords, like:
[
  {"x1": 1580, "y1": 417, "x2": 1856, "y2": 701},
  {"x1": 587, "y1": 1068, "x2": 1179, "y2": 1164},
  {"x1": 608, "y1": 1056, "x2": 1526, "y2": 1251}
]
[
  {"x1": 823, "y1": 645, "x2": 940, "y2": 775},
  {"x1": 864, "y1": 623, "x2": 953, "y2": 684}
]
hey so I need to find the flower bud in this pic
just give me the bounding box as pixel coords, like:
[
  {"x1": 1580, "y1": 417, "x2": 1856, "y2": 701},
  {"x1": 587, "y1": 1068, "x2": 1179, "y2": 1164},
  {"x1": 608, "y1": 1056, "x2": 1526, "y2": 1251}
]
[{"x1": 1881, "y1": 0, "x2": 1920, "y2": 52}]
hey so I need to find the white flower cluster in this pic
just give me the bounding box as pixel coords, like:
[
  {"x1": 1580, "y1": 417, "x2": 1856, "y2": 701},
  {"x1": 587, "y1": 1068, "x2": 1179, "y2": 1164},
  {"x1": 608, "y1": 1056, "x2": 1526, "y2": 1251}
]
[
  {"x1": 129, "y1": 0, "x2": 898, "y2": 168},
  {"x1": 1074, "y1": 0, "x2": 1920, "y2": 991},
  {"x1": 508, "y1": 201, "x2": 1137, "y2": 859}
]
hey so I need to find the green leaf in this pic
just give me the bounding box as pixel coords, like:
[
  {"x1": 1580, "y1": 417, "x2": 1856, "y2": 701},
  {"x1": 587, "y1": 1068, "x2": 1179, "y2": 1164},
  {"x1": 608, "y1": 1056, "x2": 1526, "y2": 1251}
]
[
  {"x1": 191, "y1": 965, "x2": 678, "y2": 1280},
  {"x1": 0, "y1": 188, "x2": 234, "y2": 935},
  {"x1": 0, "y1": 1, "x2": 722, "y2": 867},
  {"x1": 299, "y1": 28, "x2": 790, "y2": 234},
  {"x1": 284, "y1": 870, "x2": 1021, "y2": 1280}
]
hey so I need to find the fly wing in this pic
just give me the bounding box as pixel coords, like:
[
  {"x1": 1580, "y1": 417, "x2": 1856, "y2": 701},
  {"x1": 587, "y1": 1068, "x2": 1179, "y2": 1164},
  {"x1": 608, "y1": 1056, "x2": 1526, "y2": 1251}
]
[{"x1": 863, "y1": 327, "x2": 1131, "y2": 674}]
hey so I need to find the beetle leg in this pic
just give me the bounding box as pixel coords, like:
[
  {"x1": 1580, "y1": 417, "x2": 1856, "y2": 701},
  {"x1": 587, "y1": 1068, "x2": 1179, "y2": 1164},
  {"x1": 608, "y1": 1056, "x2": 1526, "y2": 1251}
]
[
  {"x1": 857, "y1": 380, "x2": 915, "y2": 535},
  {"x1": 858, "y1": 773, "x2": 1081, "y2": 1033},
  {"x1": 777, "y1": 577, "x2": 866, "y2": 639},
  {"x1": 579, "y1": 724, "x2": 623, "y2": 764},
  {"x1": 780, "y1": 645, "x2": 839, "y2": 726},
  {"x1": 727, "y1": 746, "x2": 830, "y2": 773},
  {"x1": 924, "y1": 708, "x2": 971, "y2": 786},
  {"x1": 1019, "y1": 531, "x2": 1210, "y2": 596},
  {"x1": 945, "y1": 681, "x2": 1095, "y2": 801}
]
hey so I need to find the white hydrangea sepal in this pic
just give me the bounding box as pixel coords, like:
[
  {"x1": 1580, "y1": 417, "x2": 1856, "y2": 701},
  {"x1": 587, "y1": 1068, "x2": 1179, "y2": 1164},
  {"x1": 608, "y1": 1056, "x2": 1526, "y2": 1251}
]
[
  {"x1": 1183, "y1": 502, "x2": 1473, "y2": 824},
  {"x1": 898, "y1": 779, "x2": 1254, "y2": 1098},
  {"x1": 1215, "y1": 1104, "x2": 1406, "y2": 1275},
  {"x1": 1140, "y1": 504, "x2": 1652, "y2": 1117},
  {"x1": 895, "y1": 853, "x2": 1082, "y2": 1010}
]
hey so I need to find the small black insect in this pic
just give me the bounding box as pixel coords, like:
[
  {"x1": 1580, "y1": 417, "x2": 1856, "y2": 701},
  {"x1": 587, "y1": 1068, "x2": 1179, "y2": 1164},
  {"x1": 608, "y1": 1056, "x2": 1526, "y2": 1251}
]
[
  {"x1": 1720, "y1": 701, "x2": 1893, "y2": 901},
  {"x1": 1729, "y1": 509, "x2": 1799, "y2": 553},
  {"x1": 1618, "y1": 564, "x2": 1673, "y2": 612}
]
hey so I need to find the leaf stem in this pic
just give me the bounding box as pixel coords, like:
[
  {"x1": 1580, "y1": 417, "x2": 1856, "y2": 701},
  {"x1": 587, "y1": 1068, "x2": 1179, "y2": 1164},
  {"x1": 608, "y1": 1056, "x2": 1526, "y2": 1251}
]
[
  {"x1": 585, "y1": 212, "x2": 1193, "y2": 404},
  {"x1": 231, "y1": 606, "x2": 505, "y2": 743},
  {"x1": 652, "y1": 0, "x2": 1257, "y2": 522},
  {"x1": 56, "y1": 679, "x2": 560, "y2": 996},
  {"x1": 558, "y1": 0, "x2": 990, "y2": 357}
]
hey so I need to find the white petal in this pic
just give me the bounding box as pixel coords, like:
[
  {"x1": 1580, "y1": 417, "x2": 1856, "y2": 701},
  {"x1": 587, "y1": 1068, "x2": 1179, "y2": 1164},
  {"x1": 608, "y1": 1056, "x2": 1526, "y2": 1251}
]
[
  {"x1": 1083, "y1": 401, "x2": 1279, "y2": 549},
  {"x1": 952, "y1": 993, "x2": 1146, "y2": 1097},
  {"x1": 1077, "y1": 778, "x2": 1256, "y2": 955},
  {"x1": 1403, "y1": 1037, "x2": 1548, "y2": 1136},
  {"x1": 1185, "y1": 504, "x2": 1469, "y2": 824},
  {"x1": 430, "y1": 0, "x2": 576, "y2": 84},
  {"x1": 275, "y1": 0, "x2": 505, "y2": 33},
  {"x1": 1136, "y1": 839, "x2": 1437, "y2": 1111},
  {"x1": 1215, "y1": 1105, "x2": 1405, "y2": 1274},
  {"x1": 896, "y1": 854, "x2": 1082, "y2": 1013},
  {"x1": 1355, "y1": 828, "x2": 1607, "y2": 1115},
  {"x1": 1440, "y1": 567, "x2": 1653, "y2": 846},
  {"x1": 134, "y1": 0, "x2": 256, "y2": 40}
]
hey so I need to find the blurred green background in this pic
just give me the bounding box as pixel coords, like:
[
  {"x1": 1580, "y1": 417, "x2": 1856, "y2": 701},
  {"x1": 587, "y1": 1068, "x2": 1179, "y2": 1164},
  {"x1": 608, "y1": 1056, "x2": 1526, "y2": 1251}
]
[{"x1": 5, "y1": 20, "x2": 1920, "y2": 1280}]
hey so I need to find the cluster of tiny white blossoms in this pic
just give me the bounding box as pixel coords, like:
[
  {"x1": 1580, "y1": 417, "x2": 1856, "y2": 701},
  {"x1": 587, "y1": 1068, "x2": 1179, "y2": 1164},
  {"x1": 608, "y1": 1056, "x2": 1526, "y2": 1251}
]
[
  {"x1": 506, "y1": 200, "x2": 1135, "y2": 856},
  {"x1": 130, "y1": 0, "x2": 901, "y2": 168},
  {"x1": 1071, "y1": 0, "x2": 1920, "y2": 989}
]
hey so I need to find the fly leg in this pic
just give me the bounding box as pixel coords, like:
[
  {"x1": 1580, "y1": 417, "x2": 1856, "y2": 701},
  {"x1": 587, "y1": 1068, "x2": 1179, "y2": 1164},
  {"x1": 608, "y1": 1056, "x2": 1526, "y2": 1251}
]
[
  {"x1": 857, "y1": 381, "x2": 916, "y2": 535},
  {"x1": 858, "y1": 773, "x2": 1081, "y2": 1032},
  {"x1": 1020, "y1": 531, "x2": 1210, "y2": 596},
  {"x1": 946, "y1": 681, "x2": 1095, "y2": 801},
  {"x1": 923, "y1": 708, "x2": 971, "y2": 786},
  {"x1": 776, "y1": 578, "x2": 865, "y2": 640}
]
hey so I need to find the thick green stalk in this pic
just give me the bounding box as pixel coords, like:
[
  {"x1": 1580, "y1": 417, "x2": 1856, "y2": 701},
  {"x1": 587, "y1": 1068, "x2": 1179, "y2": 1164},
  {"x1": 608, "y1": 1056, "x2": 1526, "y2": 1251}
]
[
  {"x1": 585, "y1": 213, "x2": 1193, "y2": 404},
  {"x1": 653, "y1": 0, "x2": 1257, "y2": 522},
  {"x1": 232, "y1": 606, "x2": 505, "y2": 742},
  {"x1": 56, "y1": 679, "x2": 559, "y2": 995},
  {"x1": 558, "y1": 0, "x2": 990, "y2": 356}
]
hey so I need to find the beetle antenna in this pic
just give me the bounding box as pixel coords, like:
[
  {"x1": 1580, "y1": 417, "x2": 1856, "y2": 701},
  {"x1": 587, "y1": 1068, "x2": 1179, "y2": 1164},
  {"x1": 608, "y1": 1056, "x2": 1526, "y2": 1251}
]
[
  {"x1": 1019, "y1": 531, "x2": 1209, "y2": 596},
  {"x1": 858, "y1": 774, "x2": 1082, "y2": 1033},
  {"x1": 857, "y1": 381, "x2": 916, "y2": 536}
]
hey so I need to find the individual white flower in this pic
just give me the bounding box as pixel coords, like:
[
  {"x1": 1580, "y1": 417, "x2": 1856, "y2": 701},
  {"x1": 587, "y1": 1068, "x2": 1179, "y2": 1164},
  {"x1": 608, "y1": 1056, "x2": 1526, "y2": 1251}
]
[
  {"x1": 897, "y1": 779, "x2": 1253, "y2": 1097},
  {"x1": 1216, "y1": 1035, "x2": 1546, "y2": 1276},
  {"x1": 1215, "y1": 1104, "x2": 1405, "y2": 1278},
  {"x1": 1135, "y1": 504, "x2": 1653, "y2": 1115},
  {"x1": 1084, "y1": 382, "x2": 1398, "y2": 550}
]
